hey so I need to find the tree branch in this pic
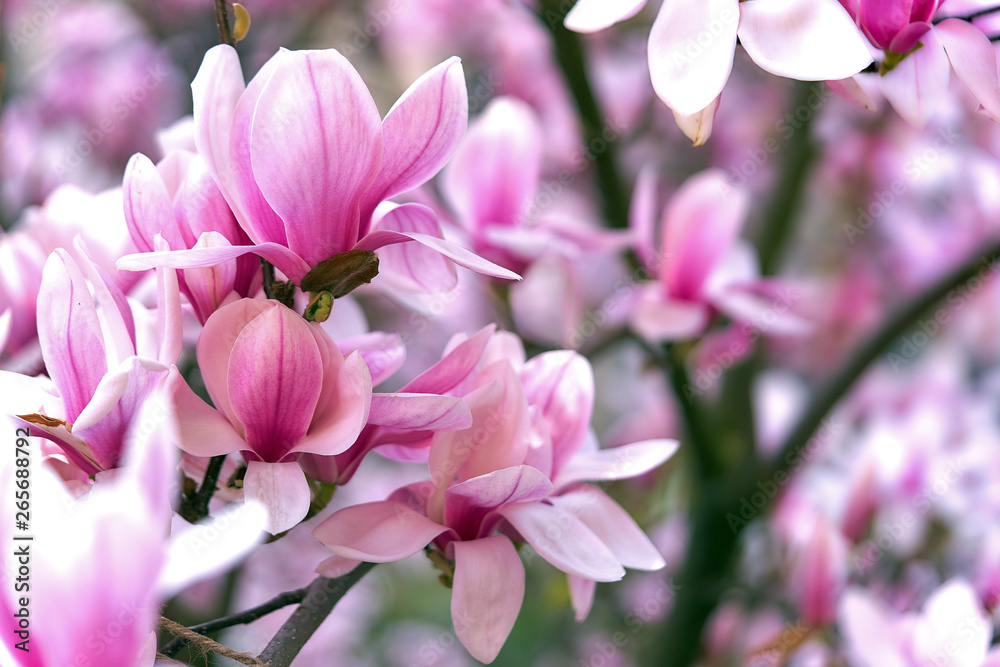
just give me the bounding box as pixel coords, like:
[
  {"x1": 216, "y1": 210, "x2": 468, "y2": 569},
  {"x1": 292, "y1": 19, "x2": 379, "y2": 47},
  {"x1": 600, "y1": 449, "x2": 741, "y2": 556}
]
[
  {"x1": 178, "y1": 454, "x2": 227, "y2": 523},
  {"x1": 258, "y1": 564, "x2": 377, "y2": 667},
  {"x1": 215, "y1": 0, "x2": 235, "y2": 46}
]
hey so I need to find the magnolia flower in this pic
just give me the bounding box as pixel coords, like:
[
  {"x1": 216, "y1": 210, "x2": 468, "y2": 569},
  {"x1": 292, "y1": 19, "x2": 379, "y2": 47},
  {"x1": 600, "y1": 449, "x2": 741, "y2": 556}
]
[
  {"x1": 564, "y1": 0, "x2": 872, "y2": 139},
  {"x1": 835, "y1": 1, "x2": 1000, "y2": 125},
  {"x1": 17, "y1": 243, "x2": 181, "y2": 474},
  {"x1": 165, "y1": 298, "x2": 471, "y2": 533},
  {"x1": 840, "y1": 579, "x2": 1000, "y2": 667},
  {"x1": 314, "y1": 328, "x2": 677, "y2": 662},
  {"x1": 124, "y1": 150, "x2": 259, "y2": 323},
  {"x1": 628, "y1": 168, "x2": 809, "y2": 341},
  {"x1": 0, "y1": 399, "x2": 266, "y2": 667},
  {"x1": 118, "y1": 46, "x2": 518, "y2": 289}
]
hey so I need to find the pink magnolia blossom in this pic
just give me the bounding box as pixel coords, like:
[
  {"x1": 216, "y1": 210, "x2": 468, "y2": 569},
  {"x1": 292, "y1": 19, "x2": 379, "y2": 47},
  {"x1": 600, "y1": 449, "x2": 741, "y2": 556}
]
[
  {"x1": 314, "y1": 328, "x2": 677, "y2": 662},
  {"x1": 836, "y1": 2, "x2": 1000, "y2": 125},
  {"x1": 628, "y1": 168, "x2": 809, "y2": 341},
  {"x1": 564, "y1": 0, "x2": 872, "y2": 131},
  {"x1": 165, "y1": 298, "x2": 472, "y2": 533},
  {"x1": 18, "y1": 243, "x2": 181, "y2": 474},
  {"x1": 123, "y1": 150, "x2": 259, "y2": 323},
  {"x1": 840, "y1": 579, "x2": 999, "y2": 667},
  {"x1": 117, "y1": 46, "x2": 518, "y2": 288}
]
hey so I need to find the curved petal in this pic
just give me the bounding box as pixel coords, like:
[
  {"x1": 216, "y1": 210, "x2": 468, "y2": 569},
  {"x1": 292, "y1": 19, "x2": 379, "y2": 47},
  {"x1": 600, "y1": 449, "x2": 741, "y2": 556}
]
[
  {"x1": 117, "y1": 237, "x2": 312, "y2": 284},
  {"x1": 251, "y1": 49, "x2": 383, "y2": 265},
  {"x1": 648, "y1": 0, "x2": 740, "y2": 117},
  {"x1": 880, "y1": 29, "x2": 950, "y2": 126},
  {"x1": 123, "y1": 153, "x2": 183, "y2": 253},
  {"x1": 243, "y1": 460, "x2": 311, "y2": 534},
  {"x1": 358, "y1": 224, "x2": 520, "y2": 280},
  {"x1": 294, "y1": 348, "x2": 371, "y2": 457},
  {"x1": 451, "y1": 535, "x2": 525, "y2": 664},
  {"x1": 73, "y1": 356, "x2": 167, "y2": 433},
  {"x1": 937, "y1": 19, "x2": 1000, "y2": 121},
  {"x1": 402, "y1": 324, "x2": 496, "y2": 395},
  {"x1": 191, "y1": 44, "x2": 245, "y2": 199},
  {"x1": 228, "y1": 305, "x2": 323, "y2": 461},
  {"x1": 441, "y1": 97, "x2": 542, "y2": 229},
  {"x1": 520, "y1": 350, "x2": 594, "y2": 473},
  {"x1": 312, "y1": 500, "x2": 450, "y2": 561},
  {"x1": 164, "y1": 366, "x2": 246, "y2": 457},
  {"x1": 498, "y1": 501, "x2": 624, "y2": 582},
  {"x1": 672, "y1": 96, "x2": 720, "y2": 147},
  {"x1": 565, "y1": 0, "x2": 647, "y2": 33},
  {"x1": 371, "y1": 203, "x2": 459, "y2": 294},
  {"x1": 554, "y1": 439, "x2": 679, "y2": 488},
  {"x1": 37, "y1": 250, "x2": 106, "y2": 423},
  {"x1": 444, "y1": 465, "x2": 554, "y2": 539},
  {"x1": 662, "y1": 169, "x2": 749, "y2": 299},
  {"x1": 368, "y1": 393, "x2": 472, "y2": 431},
  {"x1": 315, "y1": 555, "x2": 363, "y2": 578},
  {"x1": 629, "y1": 287, "x2": 711, "y2": 342},
  {"x1": 568, "y1": 575, "x2": 597, "y2": 621},
  {"x1": 738, "y1": 0, "x2": 873, "y2": 81},
  {"x1": 839, "y1": 589, "x2": 909, "y2": 667},
  {"x1": 336, "y1": 332, "x2": 406, "y2": 386},
  {"x1": 912, "y1": 580, "x2": 990, "y2": 667},
  {"x1": 196, "y1": 298, "x2": 273, "y2": 427},
  {"x1": 550, "y1": 487, "x2": 665, "y2": 570},
  {"x1": 360, "y1": 57, "x2": 468, "y2": 228}
]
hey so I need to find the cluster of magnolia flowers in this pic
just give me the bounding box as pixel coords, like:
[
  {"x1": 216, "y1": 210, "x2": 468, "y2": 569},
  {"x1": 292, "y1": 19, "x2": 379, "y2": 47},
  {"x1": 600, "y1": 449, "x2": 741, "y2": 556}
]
[{"x1": 3, "y1": 0, "x2": 1000, "y2": 664}]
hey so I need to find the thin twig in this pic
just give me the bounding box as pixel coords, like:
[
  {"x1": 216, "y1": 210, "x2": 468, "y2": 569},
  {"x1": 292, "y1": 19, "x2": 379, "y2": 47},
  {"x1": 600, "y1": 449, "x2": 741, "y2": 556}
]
[
  {"x1": 179, "y1": 454, "x2": 227, "y2": 523},
  {"x1": 258, "y1": 564, "x2": 377, "y2": 667},
  {"x1": 161, "y1": 586, "x2": 309, "y2": 657},
  {"x1": 215, "y1": 0, "x2": 236, "y2": 46}
]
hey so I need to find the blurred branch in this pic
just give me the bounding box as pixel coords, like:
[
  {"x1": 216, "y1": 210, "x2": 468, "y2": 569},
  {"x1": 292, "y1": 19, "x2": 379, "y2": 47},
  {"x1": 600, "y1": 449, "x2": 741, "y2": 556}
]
[
  {"x1": 755, "y1": 81, "x2": 821, "y2": 277},
  {"x1": 215, "y1": 0, "x2": 236, "y2": 46},
  {"x1": 658, "y1": 342, "x2": 723, "y2": 480},
  {"x1": 762, "y1": 235, "x2": 1000, "y2": 486},
  {"x1": 651, "y1": 235, "x2": 1000, "y2": 667},
  {"x1": 537, "y1": 0, "x2": 629, "y2": 230},
  {"x1": 258, "y1": 564, "x2": 377, "y2": 667}
]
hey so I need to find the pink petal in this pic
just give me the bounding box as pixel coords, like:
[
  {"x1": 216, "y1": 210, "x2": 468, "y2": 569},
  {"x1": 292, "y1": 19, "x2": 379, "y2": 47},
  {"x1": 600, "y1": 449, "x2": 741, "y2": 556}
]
[
  {"x1": 912, "y1": 580, "x2": 990, "y2": 667},
  {"x1": 568, "y1": 575, "x2": 596, "y2": 621},
  {"x1": 451, "y1": 535, "x2": 525, "y2": 664},
  {"x1": 738, "y1": 0, "x2": 873, "y2": 81},
  {"x1": 294, "y1": 346, "x2": 371, "y2": 457},
  {"x1": 123, "y1": 153, "x2": 184, "y2": 253},
  {"x1": 358, "y1": 226, "x2": 520, "y2": 280},
  {"x1": 37, "y1": 250, "x2": 106, "y2": 423},
  {"x1": 312, "y1": 500, "x2": 450, "y2": 561},
  {"x1": 444, "y1": 466, "x2": 554, "y2": 539},
  {"x1": 196, "y1": 298, "x2": 274, "y2": 428},
  {"x1": 662, "y1": 169, "x2": 749, "y2": 299},
  {"x1": 153, "y1": 236, "x2": 184, "y2": 365},
  {"x1": 369, "y1": 393, "x2": 472, "y2": 431},
  {"x1": 337, "y1": 332, "x2": 406, "y2": 386},
  {"x1": 550, "y1": 487, "x2": 665, "y2": 570},
  {"x1": 937, "y1": 19, "x2": 1000, "y2": 121},
  {"x1": 672, "y1": 95, "x2": 720, "y2": 147},
  {"x1": 315, "y1": 555, "x2": 362, "y2": 578},
  {"x1": 857, "y1": 1, "x2": 910, "y2": 49},
  {"x1": 251, "y1": 49, "x2": 383, "y2": 266},
  {"x1": 629, "y1": 287, "x2": 711, "y2": 341},
  {"x1": 179, "y1": 232, "x2": 240, "y2": 325},
  {"x1": 164, "y1": 367, "x2": 246, "y2": 457},
  {"x1": 442, "y1": 97, "x2": 542, "y2": 229},
  {"x1": 554, "y1": 439, "x2": 679, "y2": 488},
  {"x1": 74, "y1": 237, "x2": 137, "y2": 371},
  {"x1": 225, "y1": 49, "x2": 290, "y2": 246},
  {"x1": 73, "y1": 356, "x2": 167, "y2": 433},
  {"x1": 498, "y1": 501, "x2": 624, "y2": 581},
  {"x1": 565, "y1": 0, "x2": 647, "y2": 33},
  {"x1": 839, "y1": 589, "x2": 910, "y2": 667},
  {"x1": 630, "y1": 165, "x2": 659, "y2": 268},
  {"x1": 371, "y1": 203, "x2": 458, "y2": 293},
  {"x1": 520, "y1": 351, "x2": 593, "y2": 474},
  {"x1": 880, "y1": 30, "x2": 950, "y2": 126},
  {"x1": 648, "y1": 0, "x2": 740, "y2": 117},
  {"x1": 228, "y1": 305, "x2": 323, "y2": 461},
  {"x1": 243, "y1": 460, "x2": 311, "y2": 534},
  {"x1": 360, "y1": 57, "x2": 468, "y2": 229},
  {"x1": 191, "y1": 45, "x2": 245, "y2": 203},
  {"x1": 827, "y1": 76, "x2": 878, "y2": 112},
  {"x1": 117, "y1": 236, "x2": 312, "y2": 284},
  {"x1": 402, "y1": 324, "x2": 496, "y2": 395}
]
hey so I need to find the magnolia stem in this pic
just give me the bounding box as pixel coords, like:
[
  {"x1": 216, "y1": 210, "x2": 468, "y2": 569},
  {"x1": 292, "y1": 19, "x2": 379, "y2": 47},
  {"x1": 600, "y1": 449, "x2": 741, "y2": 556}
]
[
  {"x1": 179, "y1": 454, "x2": 226, "y2": 523},
  {"x1": 161, "y1": 586, "x2": 309, "y2": 657},
  {"x1": 258, "y1": 564, "x2": 377, "y2": 667},
  {"x1": 215, "y1": 0, "x2": 235, "y2": 46}
]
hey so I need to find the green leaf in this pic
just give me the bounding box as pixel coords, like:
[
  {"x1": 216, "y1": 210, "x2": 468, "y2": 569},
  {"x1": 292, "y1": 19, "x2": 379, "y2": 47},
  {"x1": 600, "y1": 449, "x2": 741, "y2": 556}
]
[{"x1": 300, "y1": 249, "x2": 379, "y2": 298}]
